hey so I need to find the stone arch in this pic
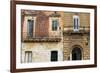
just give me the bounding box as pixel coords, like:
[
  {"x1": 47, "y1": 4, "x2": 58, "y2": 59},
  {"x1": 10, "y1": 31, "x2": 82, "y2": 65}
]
[{"x1": 70, "y1": 45, "x2": 83, "y2": 60}]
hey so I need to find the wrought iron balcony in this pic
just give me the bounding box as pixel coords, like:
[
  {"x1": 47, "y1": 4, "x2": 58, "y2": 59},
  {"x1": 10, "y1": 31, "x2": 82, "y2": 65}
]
[
  {"x1": 63, "y1": 26, "x2": 90, "y2": 35},
  {"x1": 22, "y1": 31, "x2": 62, "y2": 42}
]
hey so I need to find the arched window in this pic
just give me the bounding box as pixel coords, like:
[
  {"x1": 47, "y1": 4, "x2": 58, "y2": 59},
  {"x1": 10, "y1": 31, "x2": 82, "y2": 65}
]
[{"x1": 72, "y1": 48, "x2": 82, "y2": 60}]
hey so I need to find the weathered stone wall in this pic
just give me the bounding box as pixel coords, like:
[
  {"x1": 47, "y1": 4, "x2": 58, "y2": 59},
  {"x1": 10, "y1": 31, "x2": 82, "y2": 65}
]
[
  {"x1": 63, "y1": 34, "x2": 90, "y2": 60},
  {"x1": 21, "y1": 41, "x2": 63, "y2": 63},
  {"x1": 21, "y1": 10, "x2": 90, "y2": 62}
]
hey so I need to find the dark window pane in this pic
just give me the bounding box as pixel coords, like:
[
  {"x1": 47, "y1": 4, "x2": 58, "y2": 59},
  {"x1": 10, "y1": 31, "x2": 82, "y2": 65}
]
[
  {"x1": 76, "y1": 18, "x2": 78, "y2": 29},
  {"x1": 27, "y1": 20, "x2": 34, "y2": 38},
  {"x1": 51, "y1": 51, "x2": 58, "y2": 61},
  {"x1": 74, "y1": 18, "x2": 76, "y2": 29},
  {"x1": 73, "y1": 17, "x2": 79, "y2": 31},
  {"x1": 52, "y1": 20, "x2": 58, "y2": 31}
]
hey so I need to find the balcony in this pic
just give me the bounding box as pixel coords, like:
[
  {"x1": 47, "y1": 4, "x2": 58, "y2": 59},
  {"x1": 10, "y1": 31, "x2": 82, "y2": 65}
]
[
  {"x1": 22, "y1": 31, "x2": 62, "y2": 42},
  {"x1": 63, "y1": 26, "x2": 90, "y2": 35}
]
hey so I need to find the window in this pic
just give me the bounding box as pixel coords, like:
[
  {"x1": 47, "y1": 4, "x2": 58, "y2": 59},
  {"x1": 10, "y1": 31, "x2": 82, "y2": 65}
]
[
  {"x1": 27, "y1": 19, "x2": 34, "y2": 38},
  {"x1": 25, "y1": 51, "x2": 32, "y2": 63},
  {"x1": 73, "y1": 16, "x2": 79, "y2": 31},
  {"x1": 51, "y1": 51, "x2": 58, "y2": 61},
  {"x1": 52, "y1": 20, "x2": 58, "y2": 31}
]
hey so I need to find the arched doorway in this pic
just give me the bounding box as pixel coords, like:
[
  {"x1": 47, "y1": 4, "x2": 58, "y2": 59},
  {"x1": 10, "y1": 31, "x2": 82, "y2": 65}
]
[{"x1": 72, "y1": 47, "x2": 82, "y2": 60}]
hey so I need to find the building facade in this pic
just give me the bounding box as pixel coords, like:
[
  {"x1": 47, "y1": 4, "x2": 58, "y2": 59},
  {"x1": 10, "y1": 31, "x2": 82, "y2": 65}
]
[
  {"x1": 63, "y1": 12, "x2": 90, "y2": 60},
  {"x1": 21, "y1": 10, "x2": 63, "y2": 63},
  {"x1": 21, "y1": 10, "x2": 90, "y2": 63}
]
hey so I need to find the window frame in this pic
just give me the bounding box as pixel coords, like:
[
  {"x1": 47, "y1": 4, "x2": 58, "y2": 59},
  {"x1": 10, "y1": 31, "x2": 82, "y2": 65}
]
[
  {"x1": 52, "y1": 19, "x2": 58, "y2": 31},
  {"x1": 25, "y1": 16, "x2": 36, "y2": 37},
  {"x1": 50, "y1": 17, "x2": 59, "y2": 31},
  {"x1": 25, "y1": 51, "x2": 32, "y2": 63},
  {"x1": 27, "y1": 19, "x2": 34, "y2": 38},
  {"x1": 51, "y1": 51, "x2": 58, "y2": 61},
  {"x1": 73, "y1": 15, "x2": 79, "y2": 32}
]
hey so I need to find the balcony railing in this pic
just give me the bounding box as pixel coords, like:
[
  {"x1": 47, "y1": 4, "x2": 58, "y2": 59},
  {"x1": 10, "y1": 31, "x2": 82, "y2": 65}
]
[
  {"x1": 63, "y1": 26, "x2": 90, "y2": 34},
  {"x1": 22, "y1": 31, "x2": 62, "y2": 42}
]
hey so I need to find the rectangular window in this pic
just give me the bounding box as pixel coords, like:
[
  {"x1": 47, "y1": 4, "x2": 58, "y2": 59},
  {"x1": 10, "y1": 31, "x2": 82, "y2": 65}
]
[
  {"x1": 51, "y1": 51, "x2": 58, "y2": 61},
  {"x1": 73, "y1": 16, "x2": 79, "y2": 31},
  {"x1": 52, "y1": 20, "x2": 58, "y2": 31},
  {"x1": 27, "y1": 20, "x2": 34, "y2": 38},
  {"x1": 25, "y1": 51, "x2": 32, "y2": 63}
]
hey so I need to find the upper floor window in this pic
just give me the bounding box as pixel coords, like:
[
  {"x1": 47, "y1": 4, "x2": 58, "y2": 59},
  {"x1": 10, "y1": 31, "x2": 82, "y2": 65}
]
[
  {"x1": 25, "y1": 51, "x2": 32, "y2": 63},
  {"x1": 73, "y1": 15, "x2": 79, "y2": 31},
  {"x1": 52, "y1": 19, "x2": 58, "y2": 31},
  {"x1": 27, "y1": 19, "x2": 34, "y2": 38}
]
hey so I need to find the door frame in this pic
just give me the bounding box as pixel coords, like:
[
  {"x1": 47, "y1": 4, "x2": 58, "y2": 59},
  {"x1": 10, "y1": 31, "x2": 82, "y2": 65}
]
[{"x1": 70, "y1": 45, "x2": 83, "y2": 60}]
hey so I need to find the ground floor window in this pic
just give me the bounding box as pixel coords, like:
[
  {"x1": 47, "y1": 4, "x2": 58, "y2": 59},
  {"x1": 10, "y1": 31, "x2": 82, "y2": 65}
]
[
  {"x1": 25, "y1": 51, "x2": 32, "y2": 63},
  {"x1": 51, "y1": 51, "x2": 58, "y2": 61}
]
